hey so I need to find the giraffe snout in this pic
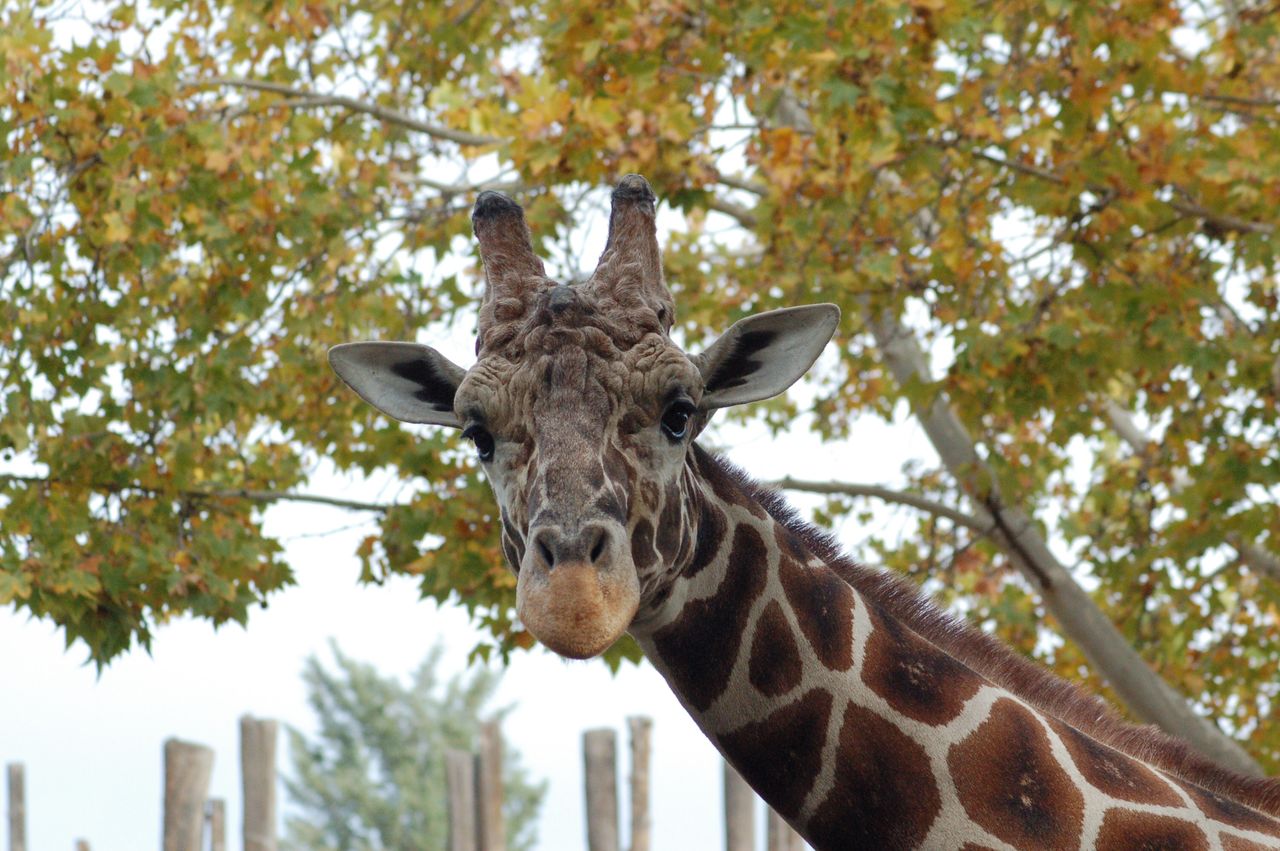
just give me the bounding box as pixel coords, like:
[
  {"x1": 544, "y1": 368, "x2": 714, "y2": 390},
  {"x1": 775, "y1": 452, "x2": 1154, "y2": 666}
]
[{"x1": 517, "y1": 520, "x2": 639, "y2": 659}]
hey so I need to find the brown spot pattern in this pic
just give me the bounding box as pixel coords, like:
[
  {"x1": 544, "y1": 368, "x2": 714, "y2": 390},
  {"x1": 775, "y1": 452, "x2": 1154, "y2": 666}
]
[
  {"x1": 717, "y1": 689, "x2": 832, "y2": 821},
  {"x1": 806, "y1": 700, "x2": 941, "y2": 850},
  {"x1": 778, "y1": 556, "x2": 854, "y2": 672},
  {"x1": 1048, "y1": 718, "x2": 1183, "y2": 807},
  {"x1": 652, "y1": 524, "x2": 767, "y2": 711},
  {"x1": 685, "y1": 497, "x2": 727, "y2": 578},
  {"x1": 861, "y1": 603, "x2": 983, "y2": 726},
  {"x1": 603, "y1": 443, "x2": 632, "y2": 487},
  {"x1": 630, "y1": 520, "x2": 656, "y2": 570},
  {"x1": 1094, "y1": 809, "x2": 1209, "y2": 851},
  {"x1": 1179, "y1": 781, "x2": 1280, "y2": 838},
  {"x1": 655, "y1": 480, "x2": 682, "y2": 563},
  {"x1": 593, "y1": 490, "x2": 625, "y2": 525},
  {"x1": 748, "y1": 601, "x2": 802, "y2": 697},
  {"x1": 948, "y1": 698, "x2": 1084, "y2": 851},
  {"x1": 773, "y1": 524, "x2": 809, "y2": 563}
]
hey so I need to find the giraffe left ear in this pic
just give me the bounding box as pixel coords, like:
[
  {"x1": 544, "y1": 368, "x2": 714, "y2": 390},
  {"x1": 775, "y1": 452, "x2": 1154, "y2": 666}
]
[
  {"x1": 693, "y1": 304, "x2": 840, "y2": 411},
  {"x1": 329, "y1": 342, "x2": 466, "y2": 428}
]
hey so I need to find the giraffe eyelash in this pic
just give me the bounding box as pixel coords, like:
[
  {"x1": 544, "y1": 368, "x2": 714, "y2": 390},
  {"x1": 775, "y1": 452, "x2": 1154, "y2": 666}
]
[{"x1": 461, "y1": 424, "x2": 496, "y2": 461}]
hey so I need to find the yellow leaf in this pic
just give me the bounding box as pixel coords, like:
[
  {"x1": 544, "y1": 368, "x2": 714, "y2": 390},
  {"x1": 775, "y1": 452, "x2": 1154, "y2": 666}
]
[
  {"x1": 103, "y1": 212, "x2": 129, "y2": 243},
  {"x1": 205, "y1": 150, "x2": 232, "y2": 174}
]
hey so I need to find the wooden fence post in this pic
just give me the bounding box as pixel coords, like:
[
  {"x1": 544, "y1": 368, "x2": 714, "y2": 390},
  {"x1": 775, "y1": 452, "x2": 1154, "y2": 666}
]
[
  {"x1": 445, "y1": 749, "x2": 478, "y2": 851},
  {"x1": 582, "y1": 728, "x2": 619, "y2": 851},
  {"x1": 207, "y1": 799, "x2": 226, "y2": 851},
  {"x1": 240, "y1": 716, "x2": 278, "y2": 851},
  {"x1": 6, "y1": 763, "x2": 25, "y2": 851},
  {"x1": 626, "y1": 717, "x2": 651, "y2": 851},
  {"x1": 475, "y1": 720, "x2": 505, "y2": 851},
  {"x1": 723, "y1": 762, "x2": 754, "y2": 851},
  {"x1": 162, "y1": 739, "x2": 214, "y2": 851},
  {"x1": 766, "y1": 807, "x2": 804, "y2": 851}
]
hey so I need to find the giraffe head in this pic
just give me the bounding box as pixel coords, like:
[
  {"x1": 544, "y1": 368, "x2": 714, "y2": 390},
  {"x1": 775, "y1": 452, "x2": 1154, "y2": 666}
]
[{"x1": 330, "y1": 176, "x2": 838, "y2": 659}]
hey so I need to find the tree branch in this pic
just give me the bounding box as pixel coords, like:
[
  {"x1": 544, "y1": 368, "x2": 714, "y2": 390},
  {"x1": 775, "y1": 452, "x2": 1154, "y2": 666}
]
[
  {"x1": 1166, "y1": 197, "x2": 1274, "y2": 235},
  {"x1": 415, "y1": 176, "x2": 524, "y2": 196},
  {"x1": 181, "y1": 77, "x2": 500, "y2": 147},
  {"x1": 769, "y1": 477, "x2": 995, "y2": 535},
  {"x1": 714, "y1": 173, "x2": 767, "y2": 196},
  {"x1": 863, "y1": 299, "x2": 1262, "y2": 776},
  {"x1": 1228, "y1": 535, "x2": 1280, "y2": 583},
  {"x1": 0, "y1": 474, "x2": 392, "y2": 513},
  {"x1": 972, "y1": 150, "x2": 1273, "y2": 235},
  {"x1": 1198, "y1": 92, "x2": 1280, "y2": 109},
  {"x1": 704, "y1": 196, "x2": 758, "y2": 228}
]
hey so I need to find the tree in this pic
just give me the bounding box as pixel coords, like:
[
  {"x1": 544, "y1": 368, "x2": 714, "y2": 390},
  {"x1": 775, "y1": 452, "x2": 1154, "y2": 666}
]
[
  {"x1": 1, "y1": 0, "x2": 1277, "y2": 772},
  {"x1": 283, "y1": 642, "x2": 544, "y2": 851}
]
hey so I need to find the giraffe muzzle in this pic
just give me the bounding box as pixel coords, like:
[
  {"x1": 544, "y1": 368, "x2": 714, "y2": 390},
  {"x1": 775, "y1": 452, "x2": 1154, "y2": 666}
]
[{"x1": 516, "y1": 522, "x2": 639, "y2": 659}]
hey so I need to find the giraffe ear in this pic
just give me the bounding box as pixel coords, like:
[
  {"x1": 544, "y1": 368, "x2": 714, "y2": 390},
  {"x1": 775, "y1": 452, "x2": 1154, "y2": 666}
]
[
  {"x1": 329, "y1": 342, "x2": 465, "y2": 428},
  {"x1": 693, "y1": 305, "x2": 840, "y2": 411}
]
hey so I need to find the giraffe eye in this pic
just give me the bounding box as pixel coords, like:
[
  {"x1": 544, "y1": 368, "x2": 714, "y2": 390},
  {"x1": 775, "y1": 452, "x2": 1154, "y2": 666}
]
[
  {"x1": 660, "y1": 402, "x2": 695, "y2": 441},
  {"x1": 462, "y1": 425, "x2": 495, "y2": 462}
]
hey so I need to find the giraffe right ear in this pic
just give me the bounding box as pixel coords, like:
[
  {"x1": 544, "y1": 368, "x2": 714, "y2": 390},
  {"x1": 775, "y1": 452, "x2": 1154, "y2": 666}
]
[
  {"x1": 328, "y1": 342, "x2": 466, "y2": 428},
  {"x1": 693, "y1": 305, "x2": 840, "y2": 412}
]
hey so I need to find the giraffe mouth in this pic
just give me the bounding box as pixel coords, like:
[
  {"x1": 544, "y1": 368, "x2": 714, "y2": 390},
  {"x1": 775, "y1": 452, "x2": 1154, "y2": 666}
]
[{"x1": 516, "y1": 559, "x2": 640, "y2": 659}]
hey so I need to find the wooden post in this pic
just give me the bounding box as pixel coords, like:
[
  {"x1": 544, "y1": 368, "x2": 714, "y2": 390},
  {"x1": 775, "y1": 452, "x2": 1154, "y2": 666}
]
[
  {"x1": 582, "y1": 728, "x2": 619, "y2": 851},
  {"x1": 445, "y1": 749, "x2": 478, "y2": 851},
  {"x1": 6, "y1": 763, "x2": 25, "y2": 851},
  {"x1": 475, "y1": 720, "x2": 505, "y2": 851},
  {"x1": 162, "y1": 739, "x2": 214, "y2": 851},
  {"x1": 766, "y1": 807, "x2": 804, "y2": 851},
  {"x1": 240, "y1": 716, "x2": 278, "y2": 851},
  {"x1": 207, "y1": 799, "x2": 226, "y2": 851},
  {"x1": 626, "y1": 717, "x2": 651, "y2": 851},
  {"x1": 723, "y1": 762, "x2": 754, "y2": 851}
]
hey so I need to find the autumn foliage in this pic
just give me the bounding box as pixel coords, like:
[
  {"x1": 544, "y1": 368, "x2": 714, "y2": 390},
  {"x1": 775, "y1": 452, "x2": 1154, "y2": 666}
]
[{"x1": 2, "y1": 1, "x2": 1278, "y2": 767}]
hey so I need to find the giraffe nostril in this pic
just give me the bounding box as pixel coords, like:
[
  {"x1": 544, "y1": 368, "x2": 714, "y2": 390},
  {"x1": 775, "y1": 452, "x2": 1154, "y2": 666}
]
[
  {"x1": 537, "y1": 537, "x2": 554, "y2": 568},
  {"x1": 589, "y1": 529, "x2": 607, "y2": 564}
]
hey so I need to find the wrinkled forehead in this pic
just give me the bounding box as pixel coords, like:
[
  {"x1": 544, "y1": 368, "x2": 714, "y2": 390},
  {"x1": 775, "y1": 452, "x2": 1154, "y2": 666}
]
[{"x1": 455, "y1": 286, "x2": 700, "y2": 432}]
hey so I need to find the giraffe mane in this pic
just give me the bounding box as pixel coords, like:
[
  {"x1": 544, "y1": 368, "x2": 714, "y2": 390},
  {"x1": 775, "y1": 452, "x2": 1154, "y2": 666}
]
[{"x1": 694, "y1": 445, "x2": 1280, "y2": 819}]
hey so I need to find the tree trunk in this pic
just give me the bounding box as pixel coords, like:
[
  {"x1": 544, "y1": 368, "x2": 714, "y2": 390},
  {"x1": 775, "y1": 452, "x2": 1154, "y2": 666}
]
[
  {"x1": 864, "y1": 302, "x2": 1262, "y2": 776},
  {"x1": 475, "y1": 719, "x2": 506, "y2": 851},
  {"x1": 6, "y1": 763, "x2": 25, "y2": 851},
  {"x1": 766, "y1": 807, "x2": 803, "y2": 851},
  {"x1": 582, "y1": 728, "x2": 619, "y2": 851},
  {"x1": 162, "y1": 739, "x2": 214, "y2": 851},
  {"x1": 240, "y1": 716, "x2": 278, "y2": 851},
  {"x1": 722, "y1": 762, "x2": 754, "y2": 851},
  {"x1": 208, "y1": 799, "x2": 226, "y2": 851},
  {"x1": 446, "y1": 749, "x2": 478, "y2": 851},
  {"x1": 626, "y1": 717, "x2": 652, "y2": 851}
]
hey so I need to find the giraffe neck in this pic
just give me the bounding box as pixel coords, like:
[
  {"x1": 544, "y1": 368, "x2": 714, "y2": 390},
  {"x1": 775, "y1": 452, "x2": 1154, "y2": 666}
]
[{"x1": 628, "y1": 447, "x2": 1280, "y2": 851}]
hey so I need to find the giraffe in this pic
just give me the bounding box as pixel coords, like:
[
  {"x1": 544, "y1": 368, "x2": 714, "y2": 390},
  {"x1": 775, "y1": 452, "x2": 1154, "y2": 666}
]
[{"x1": 330, "y1": 175, "x2": 1280, "y2": 850}]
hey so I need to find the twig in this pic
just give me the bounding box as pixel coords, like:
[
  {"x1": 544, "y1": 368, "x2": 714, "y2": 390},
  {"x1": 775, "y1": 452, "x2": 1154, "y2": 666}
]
[
  {"x1": 770, "y1": 476, "x2": 994, "y2": 535},
  {"x1": 180, "y1": 77, "x2": 499, "y2": 147},
  {"x1": 0, "y1": 474, "x2": 393, "y2": 513}
]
